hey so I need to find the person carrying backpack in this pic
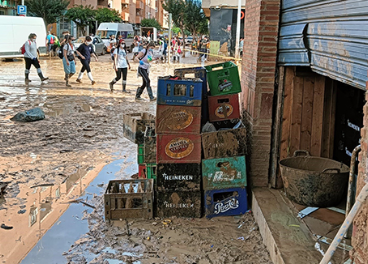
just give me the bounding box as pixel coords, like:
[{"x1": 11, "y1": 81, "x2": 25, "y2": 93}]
[
  {"x1": 63, "y1": 36, "x2": 85, "y2": 87},
  {"x1": 109, "y1": 39, "x2": 131, "y2": 92},
  {"x1": 134, "y1": 41, "x2": 157, "y2": 101},
  {"x1": 23, "y1": 33, "x2": 49, "y2": 83},
  {"x1": 76, "y1": 36, "x2": 98, "y2": 85}
]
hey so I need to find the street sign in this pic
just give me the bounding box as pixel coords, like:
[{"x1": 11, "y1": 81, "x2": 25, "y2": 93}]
[{"x1": 17, "y1": 5, "x2": 27, "y2": 16}]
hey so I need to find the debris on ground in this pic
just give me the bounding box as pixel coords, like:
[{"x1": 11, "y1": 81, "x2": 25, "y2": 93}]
[{"x1": 10, "y1": 107, "x2": 45, "y2": 122}]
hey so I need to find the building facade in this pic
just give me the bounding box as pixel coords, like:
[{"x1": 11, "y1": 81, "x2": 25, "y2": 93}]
[
  {"x1": 121, "y1": 0, "x2": 167, "y2": 35},
  {"x1": 0, "y1": 0, "x2": 20, "y2": 16}
]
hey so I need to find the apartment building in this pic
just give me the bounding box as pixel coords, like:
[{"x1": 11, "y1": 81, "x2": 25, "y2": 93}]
[
  {"x1": 121, "y1": 0, "x2": 167, "y2": 34},
  {"x1": 0, "y1": 0, "x2": 20, "y2": 16}
]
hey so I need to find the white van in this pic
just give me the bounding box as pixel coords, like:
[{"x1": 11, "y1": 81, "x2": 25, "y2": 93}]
[
  {"x1": 96, "y1": 23, "x2": 134, "y2": 52},
  {"x1": 0, "y1": 16, "x2": 47, "y2": 59}
]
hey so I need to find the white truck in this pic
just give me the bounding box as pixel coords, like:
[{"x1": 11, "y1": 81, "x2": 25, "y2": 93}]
[
  {"x1": 0, "y1": 16, "x2": 47, "y2": 59},
  {"x1": 140, "y1": 27, "x2": 158, "y2": 42},
  {"x1": 96, "y1": 23, "x2": 134, "y2": 52}
]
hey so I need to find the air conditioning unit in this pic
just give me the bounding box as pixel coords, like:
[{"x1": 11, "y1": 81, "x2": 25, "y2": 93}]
[{"x1": 122, "y1": 3, "x2": 128, "y2": 8}]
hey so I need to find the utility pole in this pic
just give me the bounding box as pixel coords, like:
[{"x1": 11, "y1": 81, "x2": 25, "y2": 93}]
[
  {"x1": 168, "y1": 13, "x2": 172, "y2": 65},
  {"x1": 234, "y1": 0, "x2": 242, "y2": 59}
]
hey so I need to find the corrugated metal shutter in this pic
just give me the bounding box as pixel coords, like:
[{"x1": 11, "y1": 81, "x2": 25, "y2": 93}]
[{"x1": 278, "y1": 0, "x2": 368, "y2": 89}]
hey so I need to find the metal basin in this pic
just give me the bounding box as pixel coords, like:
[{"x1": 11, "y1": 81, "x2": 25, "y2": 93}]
[{"x1": 279, "y1": 150, "x2": 349, "y2": 207}]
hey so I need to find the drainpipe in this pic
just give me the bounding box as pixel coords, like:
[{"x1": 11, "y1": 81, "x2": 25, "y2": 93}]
[
  {"x1": 319, "y1": 183, "x2": 368, "y2": 264},
  {"x1": 345, "y1": 145, "x2": 361, "y2": 238}
]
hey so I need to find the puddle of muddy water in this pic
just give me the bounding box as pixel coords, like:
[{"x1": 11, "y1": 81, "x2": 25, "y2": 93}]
[
  {"x1": 44, "y1": 102, "x2": 93, "y2": 117},
  {"x1": 21, "y1": 156, "x2": 137, "y2": 264}
]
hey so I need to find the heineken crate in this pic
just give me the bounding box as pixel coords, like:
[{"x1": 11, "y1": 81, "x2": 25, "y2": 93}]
[
  {"x1": 156, "y1": 163, "x2": 201, "y2": 192},
  {"x1": 205, "y1": 62, "x2": 241, "y2": 96},
  {"x1": 104, "y1": 179, "x2": 154, "y2": 220},
  {"x1": 146, "y1": 163, "x2": 157, "y2": 179},
  {"x1": 138, "y1": 144, "x2": 144, "y2": 164},
  {"x1": 156, "y1": 190, "x2": 202, "y2": 218}
]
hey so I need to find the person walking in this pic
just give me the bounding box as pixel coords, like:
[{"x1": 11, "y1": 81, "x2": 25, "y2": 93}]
[
  {"x1": 134, "y1": 41, "x2": 157, "y2": 101},
  {"x1": 109, "y1": 39, "x2": 131, "y2": 92},
  {"x1": 63, "y1": 36, "x2": 85, "y2": 87},
  {"x1": 23, "y1": 33, "x2": 49, "y2": 83},
  {"x1": 46, "y1": 31, "x2": 54, "y2": 55},
  {"x1": 76, "y1": 36, "x2": 98, "y2": 85}
]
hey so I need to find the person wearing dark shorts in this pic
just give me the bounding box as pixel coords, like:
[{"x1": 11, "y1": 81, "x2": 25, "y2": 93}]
[
  {"x1": 23, "y1": 33, "x2": 48, "y2": 83},
  {"x1": 76, "y1": 36, "x2": 98, "y2": 85},
  {"x1": 109, "y1": 39, "x2": 131, "y2": 92}
]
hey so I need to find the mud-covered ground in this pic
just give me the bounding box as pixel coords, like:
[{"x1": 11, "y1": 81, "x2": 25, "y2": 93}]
[{"x1": 0, "y1": 53, "x2": 272, "y2": 263}]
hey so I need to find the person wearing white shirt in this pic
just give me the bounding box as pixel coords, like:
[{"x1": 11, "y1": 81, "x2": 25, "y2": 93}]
[
  {"x1": 109, "y1": 39, "x2": 131, "y2": 92},
  {"x1": 23, "y1": 33, "x2": 49, "y2": 83}
]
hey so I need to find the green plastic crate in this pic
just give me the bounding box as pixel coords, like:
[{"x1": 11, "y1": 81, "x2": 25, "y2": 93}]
[
  {"x1": 146, "y1": 163, "x2": 157, "y2": 179},
  {"x1": 205, "y1": 62, "x2": 241, "y2": 96},
  {"x1": 138, "y1": 144, "x2": 145, "y2": 164}
]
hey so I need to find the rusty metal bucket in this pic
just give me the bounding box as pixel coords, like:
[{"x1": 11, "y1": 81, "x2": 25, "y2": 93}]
[{"x1": 279, "y1": 150, "x2": 349, "y2": 207}]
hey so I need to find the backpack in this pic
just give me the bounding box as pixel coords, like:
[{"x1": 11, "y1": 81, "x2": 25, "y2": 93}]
[
  {"x1": 20, "y1": 40, "x2": 31, "y2": 55},
  {"x1": 58, "y1": 43, "x2": 69, "y2": 59},
  {"x1": 50, "y1": 36, "x2": 54, "y2": 44}
]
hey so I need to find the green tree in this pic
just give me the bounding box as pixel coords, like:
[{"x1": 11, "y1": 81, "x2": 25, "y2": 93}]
[
  {"x1": 95, "y1": 7, "x2": 121, "y2": 24},
  {"x1": 65, "y1": 5, "x2": 96, "y2": 36},
  {"x1": 184, "y1": 0, "x2": 208, "y2": 41},
  {"x1": 141, "y1": 18, "x2": 162, "y2": 30},
  {"x1": 25, "y1": 0, "x2": 70, "y2": 26},
  {"x1": 162, "y1": 0, "x2": 186, "y2": 57}
]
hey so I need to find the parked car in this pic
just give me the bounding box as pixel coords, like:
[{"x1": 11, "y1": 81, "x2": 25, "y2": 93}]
[
  {"x1": 185, "y1": 36, "x2": 193, "y2": 44},
  {"x1": 73, "y1": 36, "x2": 106, "y2": 55}
]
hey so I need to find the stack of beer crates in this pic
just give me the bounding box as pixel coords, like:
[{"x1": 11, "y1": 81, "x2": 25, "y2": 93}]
[
  {"x1": 202, "y1": 61, "x2": 248, "y2": 218},
  {"x1": 155, "y1": 74, "x2": 204, "y2": 218}
]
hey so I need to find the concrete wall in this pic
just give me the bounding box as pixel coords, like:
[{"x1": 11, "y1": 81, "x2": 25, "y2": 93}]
[
  {"x1": 240, "y1": 0, "x2": 281, "y2": 187},
  {"x1": 351, "y1": 89, "x2": 368, "y2": 263}
]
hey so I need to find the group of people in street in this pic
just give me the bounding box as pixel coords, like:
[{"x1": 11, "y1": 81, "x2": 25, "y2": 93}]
[{"x1": 23, "y1": 32, "x2": 158, "y2": 102}]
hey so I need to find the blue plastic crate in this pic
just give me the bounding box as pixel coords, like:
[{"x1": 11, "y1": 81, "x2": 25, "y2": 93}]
[
  {"x1": 157, "y1": 76, "x2": 203, "y2": 106},
  {"x1": 204, "y1": 187, "x2": 248, "y2": 218},
  {"x1": 174, "y1": 67, "x2": 209, "y2": 124}
]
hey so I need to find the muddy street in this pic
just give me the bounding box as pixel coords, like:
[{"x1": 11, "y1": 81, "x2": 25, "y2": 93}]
[{"x1": 0, "y1": 53, "x2": 272, "y2": 263}]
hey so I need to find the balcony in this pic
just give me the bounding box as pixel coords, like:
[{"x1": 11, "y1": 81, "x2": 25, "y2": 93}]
[
  {"x1": 136, "y1": 0, "x2": 143, "y2": 9},
  {"x1": 135, "y1": 16, "x2": 142, "y2": 24}
]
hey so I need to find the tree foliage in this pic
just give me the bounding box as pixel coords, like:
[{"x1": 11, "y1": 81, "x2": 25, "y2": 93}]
[
  {"x1": 65, "y1": 5, "x2": 96, "y2": 35},
  {"x1": 141, "y1": 18, "x2": 162, "y2": 30},
  {"x1": 162, "y1": 0, "x2": 186, "y2": 56},
  {"x1": 184, "y1": 0, "x2": 208, "y2": 38},
  {"x1": 95, "y1": 8, "x2": 121, "y2": 24},
  {"x1": 25, "y1": 0, "x2": 70, "y2": 26}
]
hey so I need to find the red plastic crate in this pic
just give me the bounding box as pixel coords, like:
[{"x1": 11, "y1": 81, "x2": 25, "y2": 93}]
[
  {"x1": 156, "y1": 134, "x2": 201, "y2": 164},
  {"x1": 208, "y1": 94, "x2": 240, "y2": 122},
  {"x1": 138, "y1": 164, "x2": 146, "y2": 178},
  {"x1": 156, "y1": 105, "x2": 201, "y2": 135}
]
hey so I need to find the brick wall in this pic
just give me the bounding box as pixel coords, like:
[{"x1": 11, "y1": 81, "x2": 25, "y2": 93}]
[
  {"x1": 351, "y1": 90, "x2": 368, "y2": 263},
  {"x1": 241, "y1": 0, "x2": 280, "y2": 187}
]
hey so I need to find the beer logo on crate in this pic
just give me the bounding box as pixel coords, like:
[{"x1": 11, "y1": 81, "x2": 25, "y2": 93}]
[
  {"x1": 165, "y1": 137, "x2": 194, "y2": 159},
  {"x1": 215, "y1": 104, "x2": 233, "y2": 118},
  {"x1": 166, "y1": 110, "x2": 194, "y2": 130},
  {"x1": 214, "y1": 198, "x2": 239, "y2": 214}
]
